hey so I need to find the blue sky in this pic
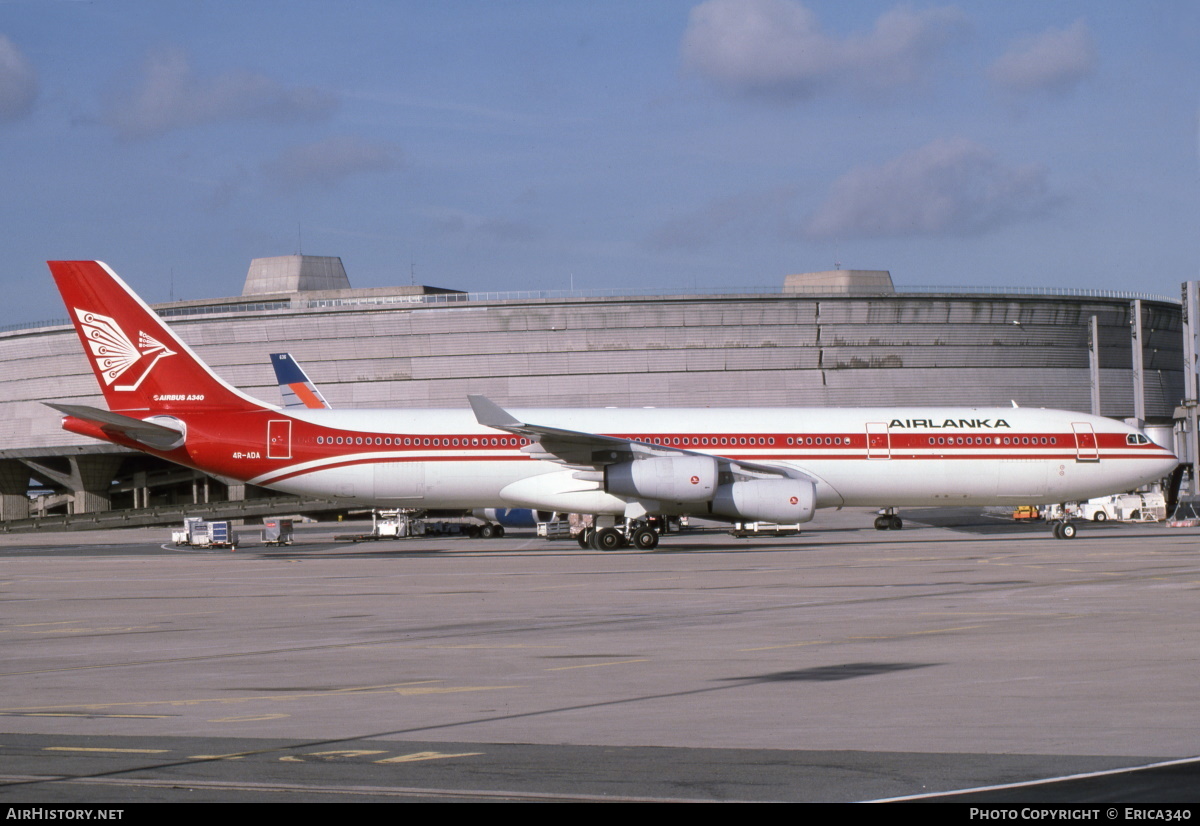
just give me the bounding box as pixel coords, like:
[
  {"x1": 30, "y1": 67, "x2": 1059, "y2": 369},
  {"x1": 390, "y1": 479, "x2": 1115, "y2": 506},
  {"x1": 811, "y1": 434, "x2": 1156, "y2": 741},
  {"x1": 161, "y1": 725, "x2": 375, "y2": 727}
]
[{"x1": 1, "y1": 0, "x2": 1196, "y2": 321}]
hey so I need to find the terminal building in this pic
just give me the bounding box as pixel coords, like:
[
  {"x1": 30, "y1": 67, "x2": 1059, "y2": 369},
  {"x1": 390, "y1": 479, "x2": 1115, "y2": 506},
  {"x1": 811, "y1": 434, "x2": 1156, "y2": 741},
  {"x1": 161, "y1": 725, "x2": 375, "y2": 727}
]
[{"x1": 0, "y1": 256, "x2": 1184, "y2": 526}]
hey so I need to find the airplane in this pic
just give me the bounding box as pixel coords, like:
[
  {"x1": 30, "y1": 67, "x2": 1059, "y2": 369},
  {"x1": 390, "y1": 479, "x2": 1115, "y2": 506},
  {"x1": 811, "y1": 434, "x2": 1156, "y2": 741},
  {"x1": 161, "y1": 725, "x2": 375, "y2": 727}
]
[
  {"x1": 45, "y1": 260, "x2": 1179, "y2": 548},
  {"x1": 270, "y1": 353, "x2": 331, "y2": 410},
  {"x1": 268, "y1": 351, "x2": 544, "y2": 535}
]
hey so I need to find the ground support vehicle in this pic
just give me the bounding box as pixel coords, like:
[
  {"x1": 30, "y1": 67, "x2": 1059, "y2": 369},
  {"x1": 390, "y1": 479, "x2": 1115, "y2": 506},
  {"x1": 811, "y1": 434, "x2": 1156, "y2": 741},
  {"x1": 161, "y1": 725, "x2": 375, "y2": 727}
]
[
  {"x1": 261, "y1": 518, "x2": 294, "y2": 546},
  {"x1": 172, "y1": 517, "x2": 238, "y2": 549}
]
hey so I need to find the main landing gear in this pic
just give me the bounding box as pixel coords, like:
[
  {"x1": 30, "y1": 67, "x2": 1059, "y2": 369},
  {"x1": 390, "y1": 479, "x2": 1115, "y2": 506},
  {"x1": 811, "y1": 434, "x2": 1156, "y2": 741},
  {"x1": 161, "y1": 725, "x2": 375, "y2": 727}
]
[
  {"x1": 577, "y1": 518, "x2": 661, "y2": 551},
  {"x1": 1051, "y1": 519, "x2": 1077, "y2": 539},
  {"x1": 874, "y1": 508, "x2": 903, "y2": 531}
]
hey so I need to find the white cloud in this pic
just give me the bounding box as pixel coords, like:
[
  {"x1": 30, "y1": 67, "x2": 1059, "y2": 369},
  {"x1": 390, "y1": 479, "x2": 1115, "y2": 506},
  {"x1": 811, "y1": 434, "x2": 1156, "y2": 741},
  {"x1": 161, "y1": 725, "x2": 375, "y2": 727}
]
[
  {"x1": 803, "y1": 137, "x2": 1058, "y2": 239},
  {"x1": 261, "y1": 136, "x2": 401, "y2": 193},
  {"x1": 681, "y1": 0, "x2": 966, "y2": 100},
  {"x1": 989, "y1": 20, "x2": 1096, "y2": 95},
  {"x1": 0, "y1": 34, "x2": 37, "y2": 123},
  {"x1": 105, "y1": 48, "x2": 337, "y2": 138}
]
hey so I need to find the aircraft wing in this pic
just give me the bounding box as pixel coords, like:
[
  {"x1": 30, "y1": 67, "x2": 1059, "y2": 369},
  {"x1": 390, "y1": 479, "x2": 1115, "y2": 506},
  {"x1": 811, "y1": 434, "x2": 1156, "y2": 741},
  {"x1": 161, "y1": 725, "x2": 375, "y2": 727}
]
[
  {"x1": 45, "y1": 403, "x2": 185, "y2": 450},
  {"x1": 468, "y1": 394, "x2": 803, "y2": 482}
]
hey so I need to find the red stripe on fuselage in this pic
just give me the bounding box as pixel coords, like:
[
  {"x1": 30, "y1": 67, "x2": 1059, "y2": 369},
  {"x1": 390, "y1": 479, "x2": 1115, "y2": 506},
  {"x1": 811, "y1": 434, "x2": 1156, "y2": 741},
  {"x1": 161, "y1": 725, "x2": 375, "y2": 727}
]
[
  {"x1": 251, "y1": 449, "x2": 1169, "y2": 488},
  {"x1": 70, "y1": 405, "x2": 1170, "y2": 487}
]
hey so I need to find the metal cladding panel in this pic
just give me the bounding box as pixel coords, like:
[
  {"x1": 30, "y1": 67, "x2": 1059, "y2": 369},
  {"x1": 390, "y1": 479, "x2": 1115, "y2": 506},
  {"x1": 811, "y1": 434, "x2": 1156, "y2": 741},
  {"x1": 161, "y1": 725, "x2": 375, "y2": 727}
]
[
  {"x1": 319, "y1": 340, "x2": 384, "y2": 361},
  {"x1": 344, "y1": 357, "x2": 412, "y2": 382},
  {"x1": 721, "y1": 348, "x2": 819, "y2": 370},
  {"x1": 0, "y1": 408, "x2": 31, "y2": 441},
  {"x1": 1144, "y1": 371, "x2": 1184, "y2": 418},
  {"x1": 421, "y1": 331, "x2": 505, "y2": 356},
  {"x1": 345, "y1": 382, "x2": 408, "y2": 405},
  {"x1": 575, "y1": 325, "x2": 812, "y2": 350},
  {"x1": 567, "y1": 351, "x2": 652, "y2": 374},
  {"x1": 409, "y1": 314, "x2": 483, "y2": 336},
  {"x1": 507, "y1": 309, "x2": 572, "y2": 331},
  {"x1": 1146, "y1": 350, "x2": 1182, "y2": 371},
  {"x1": 817, "y1": 370, "x2": 1089, "y2": 410},
  {"x1": 0, "y1": 291, "x2": 1186, "y2": 467},
  {"x1": 299, "y1": 313, "x2": 415, "y2": 340},
  {"x1": 1146, "y1": 328, "x2": 1184, "y2": 349},
  {"x1": 13, "y1": 348, "x2": 91, "y2": 380},
  {"x1": 20, "y1": 372, "x2": 98, "y2": 401},
  {"x1": 820, "y1": 345, "x2": 1090, "y2": 370},
  {"x1": 817, "y1": 323, "x2": 1087, "y2": 348},
  {"x1": 818, "y1": 298, "x2": 1129, "y2": 327}
]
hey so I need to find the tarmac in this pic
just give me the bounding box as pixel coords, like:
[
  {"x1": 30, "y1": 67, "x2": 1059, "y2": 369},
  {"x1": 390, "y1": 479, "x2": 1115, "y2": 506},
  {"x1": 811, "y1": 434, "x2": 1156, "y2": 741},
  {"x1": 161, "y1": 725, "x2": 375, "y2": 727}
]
[{"x1": 1, "y1": 508, "x2": 1198, "y2": 803}]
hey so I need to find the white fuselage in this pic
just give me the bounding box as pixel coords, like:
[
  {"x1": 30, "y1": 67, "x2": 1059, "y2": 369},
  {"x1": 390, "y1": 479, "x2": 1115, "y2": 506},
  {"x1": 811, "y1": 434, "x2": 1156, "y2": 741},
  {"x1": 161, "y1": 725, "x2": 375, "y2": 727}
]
[{"x1": 244, "y1": 405, "x2": 1178, "y2": 515}]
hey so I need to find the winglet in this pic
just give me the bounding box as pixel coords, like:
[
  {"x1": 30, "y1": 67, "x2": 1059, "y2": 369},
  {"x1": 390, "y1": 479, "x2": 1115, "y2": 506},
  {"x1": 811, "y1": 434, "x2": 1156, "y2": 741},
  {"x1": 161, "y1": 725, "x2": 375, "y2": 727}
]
[{"x1": 468, "y1": 394, "x2": 523, "y2": 430}]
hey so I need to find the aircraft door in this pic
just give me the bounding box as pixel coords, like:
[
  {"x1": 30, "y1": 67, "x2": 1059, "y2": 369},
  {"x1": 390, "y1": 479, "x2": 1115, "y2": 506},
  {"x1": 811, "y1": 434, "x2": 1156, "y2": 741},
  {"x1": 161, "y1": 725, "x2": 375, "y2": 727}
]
[
  {"x1": 1072, "y1": 422, "x2": 1100, "y2": 462},
  {"x1": 267, "y1": 419, "x2": 292, "y2": 460},
  {"x1": 866, "y1": 422, "x2": 891, "y2": 459}
]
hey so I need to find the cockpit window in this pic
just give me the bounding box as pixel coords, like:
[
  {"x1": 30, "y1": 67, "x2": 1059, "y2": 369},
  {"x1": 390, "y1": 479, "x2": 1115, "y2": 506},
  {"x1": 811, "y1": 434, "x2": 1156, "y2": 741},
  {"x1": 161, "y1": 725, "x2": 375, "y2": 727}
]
[{"x1": 1126, "y1": 433, "x2": 1150, "y2": 445}]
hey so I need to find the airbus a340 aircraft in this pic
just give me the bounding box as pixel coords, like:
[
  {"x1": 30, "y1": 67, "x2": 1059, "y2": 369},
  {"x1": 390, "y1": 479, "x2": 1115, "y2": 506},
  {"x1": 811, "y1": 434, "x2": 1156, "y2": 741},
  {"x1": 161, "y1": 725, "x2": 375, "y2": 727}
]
[{"x1": 46, "y1": 261, "x2": 1178, "y2": 547}]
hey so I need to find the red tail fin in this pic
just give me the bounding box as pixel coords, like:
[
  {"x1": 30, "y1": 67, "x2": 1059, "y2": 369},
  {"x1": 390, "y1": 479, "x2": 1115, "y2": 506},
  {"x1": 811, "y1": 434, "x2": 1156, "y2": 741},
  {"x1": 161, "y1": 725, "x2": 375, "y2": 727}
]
[{"x1": 48, "y1": 261, "x2": 268, "y2": 414}]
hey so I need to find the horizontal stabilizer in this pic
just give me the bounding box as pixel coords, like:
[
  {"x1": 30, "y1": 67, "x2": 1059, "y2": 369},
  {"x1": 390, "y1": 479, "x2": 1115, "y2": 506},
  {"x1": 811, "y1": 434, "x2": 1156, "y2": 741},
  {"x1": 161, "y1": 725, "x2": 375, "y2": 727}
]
[{"x1": 45, "y1": 403, "x2": 185, "y2": 450}]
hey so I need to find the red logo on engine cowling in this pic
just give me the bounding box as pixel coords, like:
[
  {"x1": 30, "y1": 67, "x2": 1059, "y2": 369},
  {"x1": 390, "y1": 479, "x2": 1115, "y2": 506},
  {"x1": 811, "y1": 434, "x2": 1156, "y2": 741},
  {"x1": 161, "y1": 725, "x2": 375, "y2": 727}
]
[
  {"x1": 789, "y1": 496, "x2": 798, "y2": 504},
  {"x1": 690, "y1": 475, "x2": 699, "y2": 484}
]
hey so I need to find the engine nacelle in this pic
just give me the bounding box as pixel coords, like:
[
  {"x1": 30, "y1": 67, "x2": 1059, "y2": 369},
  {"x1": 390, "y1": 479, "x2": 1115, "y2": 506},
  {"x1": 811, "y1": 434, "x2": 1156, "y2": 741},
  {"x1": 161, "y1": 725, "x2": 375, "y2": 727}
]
[
  {"x1": 605, "y1": 455, "x2": 718, "y2": 503},
  {"x1": 711, "y1": 478, "x2": 817, "y2": 524},
  {"x1": 471, "y1": 508, "x2": 552, "y2": 527}
]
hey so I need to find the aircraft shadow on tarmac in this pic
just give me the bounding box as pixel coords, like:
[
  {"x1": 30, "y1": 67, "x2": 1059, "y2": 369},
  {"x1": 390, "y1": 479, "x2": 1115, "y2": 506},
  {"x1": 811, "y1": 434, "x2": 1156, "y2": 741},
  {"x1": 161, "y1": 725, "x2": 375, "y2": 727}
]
[
  {"x1": 721, "y1": 662, "x2": 936, "y2": 684},
  {"x1": 899, "y1": 508, "x2": 1104, "y2": 536}
]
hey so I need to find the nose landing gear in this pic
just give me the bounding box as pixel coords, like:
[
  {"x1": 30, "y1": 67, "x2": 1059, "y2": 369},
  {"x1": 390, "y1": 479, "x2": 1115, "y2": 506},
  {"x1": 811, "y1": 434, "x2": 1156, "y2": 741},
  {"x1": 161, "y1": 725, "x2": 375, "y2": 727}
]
[{"x1": 1049, "y1": 503, "x2": 1082, "y2": 539}]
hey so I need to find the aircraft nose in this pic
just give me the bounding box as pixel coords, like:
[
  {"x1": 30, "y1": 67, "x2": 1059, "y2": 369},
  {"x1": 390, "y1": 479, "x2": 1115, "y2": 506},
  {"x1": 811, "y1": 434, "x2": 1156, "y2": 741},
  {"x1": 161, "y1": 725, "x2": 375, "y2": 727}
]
[{"x1": 1158, "y1": 453, "x2": 1181, "y2": 475}]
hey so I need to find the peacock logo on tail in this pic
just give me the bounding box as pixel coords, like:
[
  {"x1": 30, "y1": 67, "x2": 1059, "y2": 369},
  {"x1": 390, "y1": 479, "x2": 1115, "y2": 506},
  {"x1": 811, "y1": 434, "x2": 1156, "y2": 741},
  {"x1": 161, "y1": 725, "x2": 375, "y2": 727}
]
[{"x1": 74, "y1": 308, "x2": 176, "y2": 391}]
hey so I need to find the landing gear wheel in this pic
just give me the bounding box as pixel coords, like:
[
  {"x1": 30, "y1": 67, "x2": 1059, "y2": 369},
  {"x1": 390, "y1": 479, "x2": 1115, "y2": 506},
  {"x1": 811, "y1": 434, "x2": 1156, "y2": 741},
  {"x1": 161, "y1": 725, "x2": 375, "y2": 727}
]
[
  {"x1": 577, "y1": 529, "x2": 592, "y2": 549},
  {"x1": 889, "y1": 516, "x2": 903, "y2": 530},
  {"x1": 595, "y1": 527, "x2": 624, "y2": 551},
  {"x1": 1060, "y1": 522, "x2": 1076, "y2": 539},
  {"x1": 631, "y1": 527, "x2": 659, "y2": 550},
  {"x1": 494, "y1": 524, "x2": 505, "y2": 538},
  {"x1": 874, "y1": 516, "x2": 889, "y2": 531}
]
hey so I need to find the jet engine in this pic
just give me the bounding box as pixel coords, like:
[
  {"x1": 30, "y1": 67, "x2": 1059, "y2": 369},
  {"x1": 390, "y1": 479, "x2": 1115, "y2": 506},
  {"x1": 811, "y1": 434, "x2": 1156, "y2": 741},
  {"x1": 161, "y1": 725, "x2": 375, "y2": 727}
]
[
  {"x1": 471, "y1": 508, "x2": 553, "y2": 528},
  {"x1": 711, "y1": 478, "x2": 816, "y2": 524},
  {"x1": 605, "y1": 455, "x2": 718, "y2": 503}
]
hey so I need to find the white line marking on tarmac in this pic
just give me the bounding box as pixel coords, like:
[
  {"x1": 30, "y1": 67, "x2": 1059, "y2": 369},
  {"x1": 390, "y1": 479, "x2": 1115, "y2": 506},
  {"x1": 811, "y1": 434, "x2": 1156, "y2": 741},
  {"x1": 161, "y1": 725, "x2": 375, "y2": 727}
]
[{"x1": 866, "y1": 754, "x2": 1200, "y2": 802}]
